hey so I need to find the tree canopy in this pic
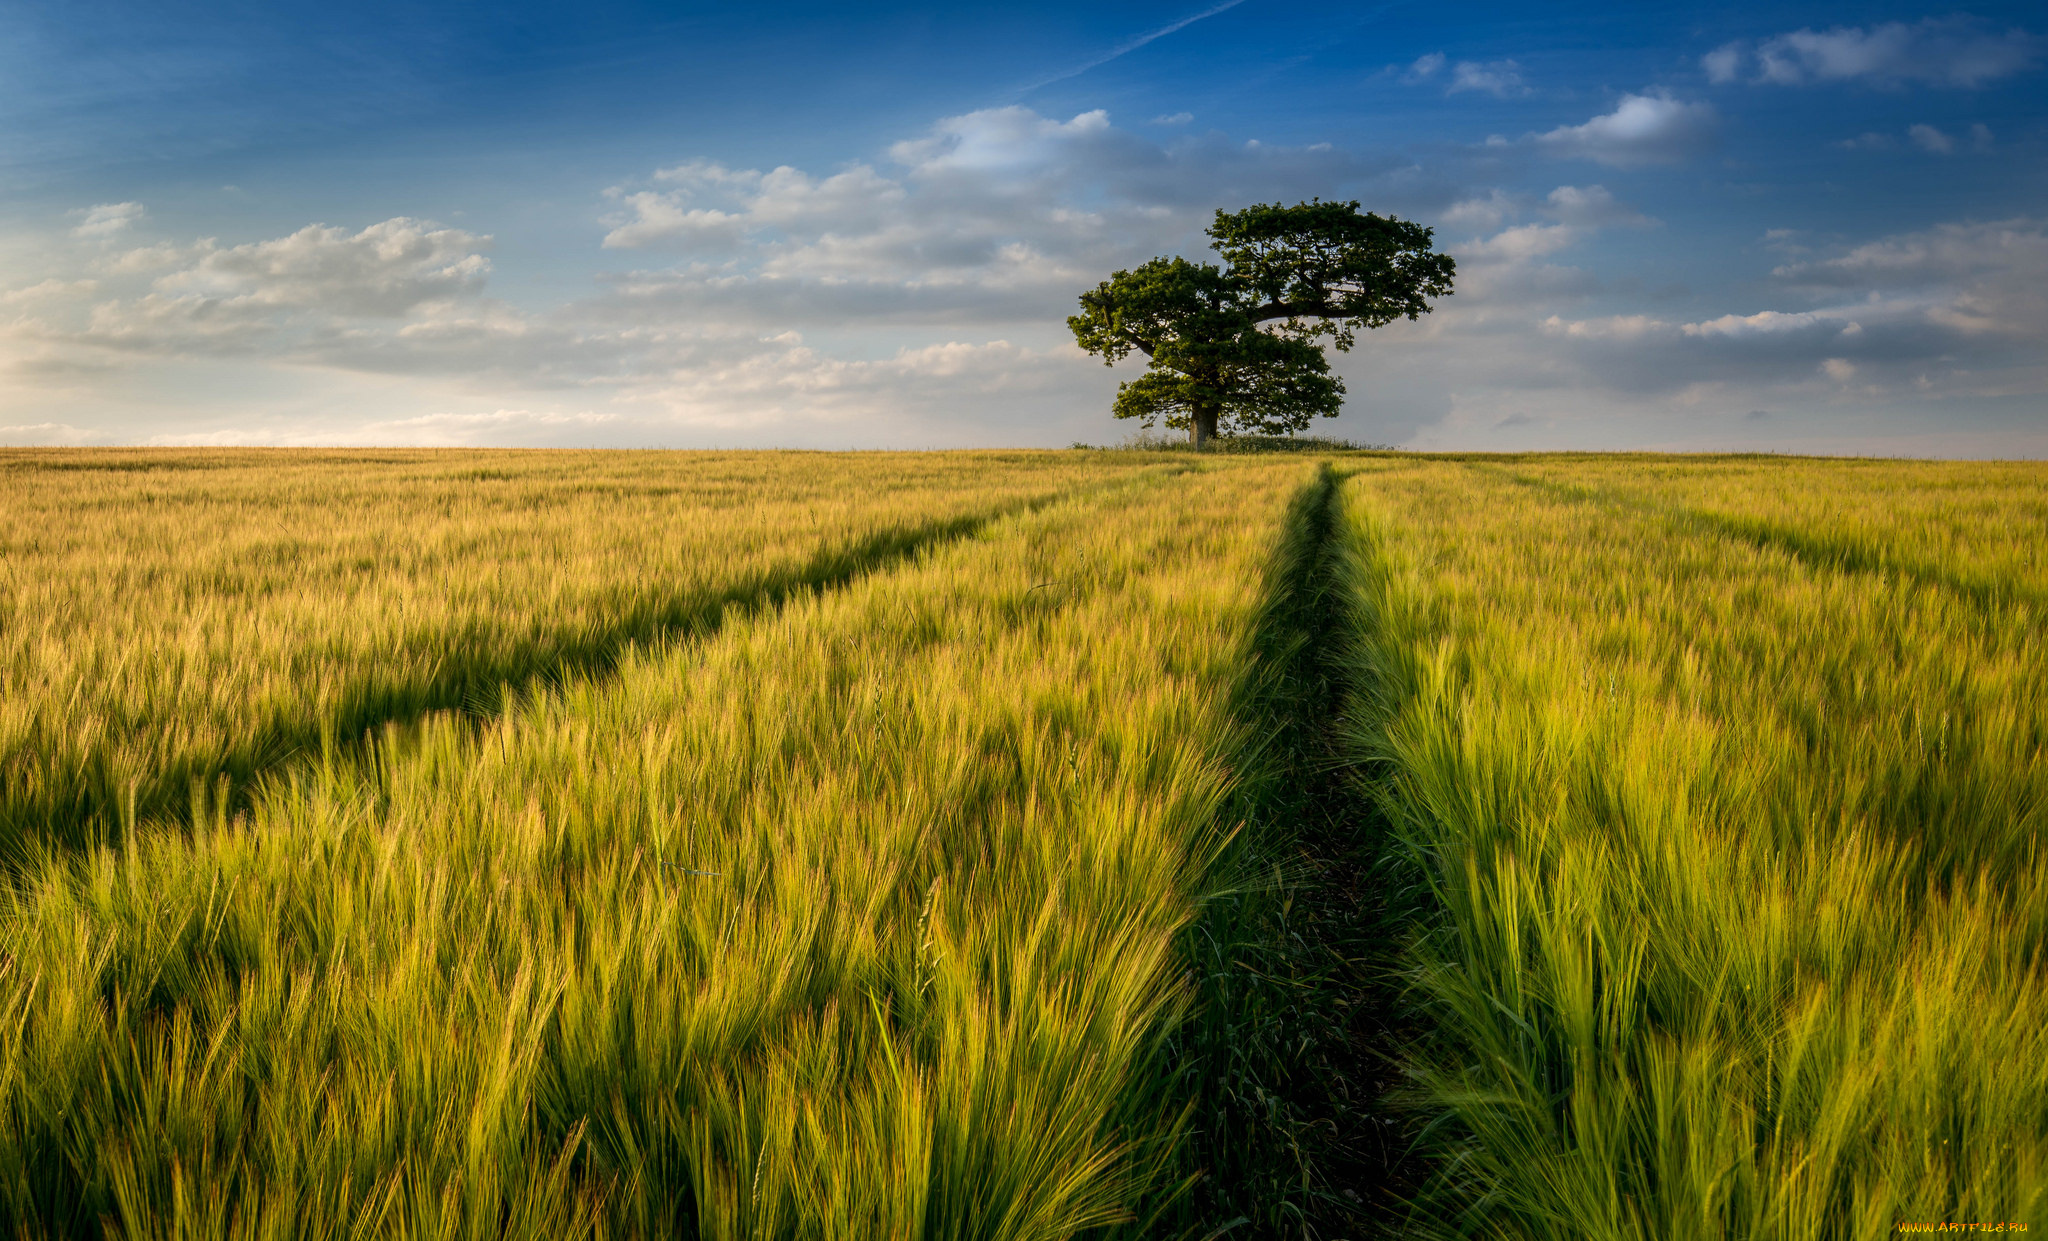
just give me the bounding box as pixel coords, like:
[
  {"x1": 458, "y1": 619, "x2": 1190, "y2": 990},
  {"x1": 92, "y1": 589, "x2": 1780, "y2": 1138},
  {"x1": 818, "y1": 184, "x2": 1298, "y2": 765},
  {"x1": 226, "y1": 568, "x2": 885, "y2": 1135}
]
[{"x1": 1068, "y1": 201, "x2": 1455, "y2": 446}]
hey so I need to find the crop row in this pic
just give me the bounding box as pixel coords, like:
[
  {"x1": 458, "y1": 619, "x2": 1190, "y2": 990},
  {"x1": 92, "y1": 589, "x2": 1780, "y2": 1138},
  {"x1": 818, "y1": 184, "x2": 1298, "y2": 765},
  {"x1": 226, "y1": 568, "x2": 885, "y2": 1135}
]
[
  {"x1": 0, "y1": 455, "x2": 1314, "y2": 1238},
  {"x1": 0, "y1": 449, "x2": 1148, "y2": 858},
  {"x1": 1335, "y1": 459, "x2": 2046, "y2": 1238}
]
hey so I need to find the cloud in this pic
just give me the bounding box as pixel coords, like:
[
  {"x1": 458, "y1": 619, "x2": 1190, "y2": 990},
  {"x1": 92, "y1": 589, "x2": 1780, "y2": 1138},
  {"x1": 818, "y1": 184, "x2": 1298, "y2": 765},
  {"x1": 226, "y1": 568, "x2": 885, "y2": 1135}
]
[
  {"x1": 1439, "y1": 190, "x2": 1517, "y2": 231},
  {"x1": 1908, "y1": 123, "x2": 1954, "y2": 153},
  {"x1": 4, "y1": 106, "x2": 1420, "y2": 446},
  {"x1": 1525, "y1": 218, "x2": 2048, "y2": 402},
  {"x1": 1707, "y1": 18, "x2": 2041, "y2": 88},
  {"x1": 1019, "y1": 0, "x2": 1249, "y2": 93},
  {"x1": 156, "y1": 219, "x2": 491, "y2": 315},
  {"x1": 5, "y1": 218, "x2": 496, "y2": 366},
  {"x1": 355, "y1": 408, "x2": 620, "y2": 443},
  {"x1": 1703, "y1": 43, "x2": 1745, "y2": 84},
  {"x1": 1843, "y1": 123, "x2": 1997, "y2": 154},
  {"x1": 594, "y1": 106, "x2": 1390, "y2": 326},
  {"x1": 1, "y1": 279, "x2": 99, "y2": 306},
  {"x1": 1541, "y1": 185, "x2": 1654, "y2": 228},
  {"x1": 1150, "y1": 112, "x2": 1193, "y2": 125},
  {"x1": 1449, "y1": 59, "x2": 1528, "y2": 97},
  {"x1": 0, "y1": 421, "x2": 100, "y2": 444},
  {"x1": 70, "y1": 203, "x2": 145, "y2": 238},
  {"x1": 1404, "y1": 52, "x2": 1446, "y2": 82},
  {"x1": 1533, "y1": 93, "x2": 1716, "y2": 166}
]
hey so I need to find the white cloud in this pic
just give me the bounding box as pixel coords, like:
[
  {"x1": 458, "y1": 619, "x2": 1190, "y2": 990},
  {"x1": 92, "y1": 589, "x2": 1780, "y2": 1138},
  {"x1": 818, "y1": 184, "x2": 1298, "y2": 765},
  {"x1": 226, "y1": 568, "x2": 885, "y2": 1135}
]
[
  {"x1": 1404, "y1": 52, "x2": 1446, "y2": 81},
  {"x1": 1533, "y1": 93, "x2": 1716, "y2": 166},
  {"x1": 1680, "y1": 309, "x2": 1845, "y2": 338},
  {"x1": 592, "y1": 106, "x2": 1385, "y2": 326},
  {"x1": 70, "y1": 203, "x2": 145, "y2": 239},
  {"x1": 1541, "y1": 185, "x2": 1654, "y2": 228},
  {"x1": 1449, "y1": 59, "x2": 1528, "y2": 97},
  {"x1": 1541, "y1": 313, "x2": 1670, "y2": 340},
  {"x1": 1463, "y1": 222, "x2": 1578, "y2": 264},
  {"x1": 1150, "y1": 112, "x2": 1193, "y2": 126},
  {"x1": 124, "y1": 219, "x2": 490, "y2": 325},
  {"x1": 1773, "y1": 218, "x2": 2046, "y2": 295},
  {"x1": 1708, "y1": 18, "x2": 2041, "y2": 87},
  {"x1": 1908, "y1": 123, "x2": 1954, "y2": 153},
  {"x1": 13, "y1": 102, "x2": 2035, "y2": 454},
  {"x1": 1, "y1": 278, "x2": 98, "y2": 306},
  {"x1": 1703, "y1": 42, "x2": 1744, "y2": 84},
  {"x1": 601, "y1": 194, "x2": 748, "y2": 249},
  {"x1": 3, "y1": 107, "x2": 1409, "y2": 445},
  {"x1": 1439, "y1": 190, "x2": 1517, "y2": 231},
  {"x1": 5, "y1": 218, "x2": 497, "y2": 365},
  {"x1": 1519, "y1": 218, "x2": 2048, "y2": 407},
  {"x1": 349, "y1": 408, "x2": 622, "y2": 446},
  {"x1": 0, "y1": 421, "x2": 100, "y2": 444}
]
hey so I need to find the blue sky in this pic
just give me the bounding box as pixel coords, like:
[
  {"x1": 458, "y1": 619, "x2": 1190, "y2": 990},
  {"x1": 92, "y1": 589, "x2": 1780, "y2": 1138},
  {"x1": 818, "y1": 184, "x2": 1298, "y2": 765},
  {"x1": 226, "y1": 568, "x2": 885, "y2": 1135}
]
[{"x1": 1, "y1": 0, "x2": 2042, "y2": 452}]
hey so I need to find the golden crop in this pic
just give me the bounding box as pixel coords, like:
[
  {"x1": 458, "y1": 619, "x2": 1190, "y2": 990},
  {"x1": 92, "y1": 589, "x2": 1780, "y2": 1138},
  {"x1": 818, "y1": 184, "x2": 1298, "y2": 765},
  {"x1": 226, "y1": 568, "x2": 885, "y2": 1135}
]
[
  {"x1": 1338, "y1": 457, "x2": 2048, "y2": 1238},
  {"x1": 1, "y1": 447, "x2": 2040, "y2": 1238}
]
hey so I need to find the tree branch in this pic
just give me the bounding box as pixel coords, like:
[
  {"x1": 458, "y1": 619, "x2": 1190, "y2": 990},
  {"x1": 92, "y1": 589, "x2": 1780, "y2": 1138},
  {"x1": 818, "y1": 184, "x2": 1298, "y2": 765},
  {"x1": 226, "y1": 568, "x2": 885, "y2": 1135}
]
[{"x1": 1248, "y1": 300, "x2": 1335, "y2": 324}]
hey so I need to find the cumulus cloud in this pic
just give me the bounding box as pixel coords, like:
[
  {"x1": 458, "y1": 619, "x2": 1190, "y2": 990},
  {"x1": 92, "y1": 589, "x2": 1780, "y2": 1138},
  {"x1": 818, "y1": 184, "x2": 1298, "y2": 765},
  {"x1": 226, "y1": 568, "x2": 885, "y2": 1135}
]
[
  {"x1": 1533, "y1": 93, "x2": 1716, "y2": 166},
  {"x1": 1449, "y1": 59, "x2": 1529, "y2": 97},
  {"x1": 5, "y1": 107, "x2": 1418, "y2": 445},
  {"x1": 1842, "y1": 122, "x2": 1997, "y2": 154},
  {"x1": 1702, "y1": 43, "x2": 1745, "y2": 84},
  {"x1": 155, "y1": 219, "x2": 491, "y2": 315},
  {"x1": 70, "y1": 203, "x2": 146, "y2": 239},
  {"x1": 20, "y1": 100, "x2": 2029, "y2": 453},
  {"x1": 1706, "y1": 18, "x2": 2040, "y2": 87},
  {"x1": 1541, "y1": 185, "x2": 1655, "y2": 228},
  {"x1": 1404, "y1": 52, "x2": 1447, "y2": 82},
  {"x1": 1908, "y1": 123, "x2": 1954, "y2": 153},
  {"x1": 0, "y1": 215, "x2": 503, "y2": 384},
  {"x1": 0, "y1": 421, "x2": 100, "y2": 445},
  {"x1": 355, "y1": 408, "x2": 620, "y2": 443},
  {"x1": 1771, "y1": 217, "x2": 2048, "y2": 339},
  {"x1": 1526, "y1": 218, "x2": 2048, "y2": 403},
  {"x1": 1438, "y1": 190, "x2": 1517, "y2": 232},
  {"x1": 594, "y1": 106, "x2": 1390, "y2": 327}
]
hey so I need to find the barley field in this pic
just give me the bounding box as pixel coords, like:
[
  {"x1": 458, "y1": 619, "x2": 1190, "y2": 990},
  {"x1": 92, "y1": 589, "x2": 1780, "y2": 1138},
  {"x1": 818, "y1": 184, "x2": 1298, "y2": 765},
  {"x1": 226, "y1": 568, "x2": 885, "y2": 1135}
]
[
  {"x1": 1335, "y1": 457, "x2": 2047, "y2": 1239},
  {"x1": 0, "y1": 448, "x2": 2040, "y2": 1239}
]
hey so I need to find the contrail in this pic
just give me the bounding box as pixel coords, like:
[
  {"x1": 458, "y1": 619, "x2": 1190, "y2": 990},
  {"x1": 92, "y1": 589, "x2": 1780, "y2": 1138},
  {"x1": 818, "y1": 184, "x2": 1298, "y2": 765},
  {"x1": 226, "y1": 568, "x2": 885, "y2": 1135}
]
[{"x1": 1020, "y1": 0, "x2": 1253, "y2": 95}]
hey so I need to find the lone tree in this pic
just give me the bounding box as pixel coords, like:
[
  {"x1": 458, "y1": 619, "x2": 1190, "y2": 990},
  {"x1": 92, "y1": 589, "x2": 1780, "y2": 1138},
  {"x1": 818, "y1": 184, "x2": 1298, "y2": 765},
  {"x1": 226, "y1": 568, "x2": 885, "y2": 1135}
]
[{"x1": 1068, "y1": 200, "x2": 1455, "y2": 447}]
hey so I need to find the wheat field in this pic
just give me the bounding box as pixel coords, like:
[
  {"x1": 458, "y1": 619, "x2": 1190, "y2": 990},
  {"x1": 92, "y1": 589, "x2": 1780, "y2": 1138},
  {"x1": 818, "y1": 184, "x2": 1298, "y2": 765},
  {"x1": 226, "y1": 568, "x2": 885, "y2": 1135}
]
[
  {"x1": 1335, "y1": 456, "x2": 2046, "y2": 1239},
  {"x1": 0, "y1": 448, "x2": 2039, "y2": 1238}
]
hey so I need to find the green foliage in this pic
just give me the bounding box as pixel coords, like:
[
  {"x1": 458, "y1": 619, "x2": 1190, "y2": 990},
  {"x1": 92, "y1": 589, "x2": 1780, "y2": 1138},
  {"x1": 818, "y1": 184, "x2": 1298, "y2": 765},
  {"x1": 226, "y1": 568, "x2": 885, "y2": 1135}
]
[{"x1": 1068, "y1": 201, "x2": 1455, "y2": 442}]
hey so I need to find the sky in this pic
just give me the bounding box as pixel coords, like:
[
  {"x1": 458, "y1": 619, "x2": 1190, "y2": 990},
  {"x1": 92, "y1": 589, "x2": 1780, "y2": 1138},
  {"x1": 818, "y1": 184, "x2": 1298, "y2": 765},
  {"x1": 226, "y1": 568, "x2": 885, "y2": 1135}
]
[{"x1": 0, "y1": 0, "x2": 2042, "y2": 454}]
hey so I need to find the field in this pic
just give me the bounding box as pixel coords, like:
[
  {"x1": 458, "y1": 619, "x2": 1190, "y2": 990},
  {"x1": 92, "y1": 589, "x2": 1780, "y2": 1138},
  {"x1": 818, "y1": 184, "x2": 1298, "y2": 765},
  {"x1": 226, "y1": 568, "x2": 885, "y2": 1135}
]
[{"x1": 0, "y1": 448, "x2": 2040, "y2": 1238}]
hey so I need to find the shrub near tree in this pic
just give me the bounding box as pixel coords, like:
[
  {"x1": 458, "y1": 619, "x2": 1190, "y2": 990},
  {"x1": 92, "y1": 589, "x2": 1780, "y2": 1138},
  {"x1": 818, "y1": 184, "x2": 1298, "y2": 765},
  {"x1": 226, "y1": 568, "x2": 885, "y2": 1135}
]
[{"x1": 1069, "y1": 200, "x2": 1456, "y2": 447}]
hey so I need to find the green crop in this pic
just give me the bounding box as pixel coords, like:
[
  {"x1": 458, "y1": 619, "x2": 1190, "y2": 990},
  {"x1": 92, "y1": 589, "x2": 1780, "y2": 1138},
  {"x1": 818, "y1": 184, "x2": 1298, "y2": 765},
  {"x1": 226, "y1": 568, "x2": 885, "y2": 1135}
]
[
  {"x1": 1335, "y1": 458, "x2": 2047, "y2": 1239},
  {"x1": 3, "y1": 447, "x2": 2040, "y2": 1238}
]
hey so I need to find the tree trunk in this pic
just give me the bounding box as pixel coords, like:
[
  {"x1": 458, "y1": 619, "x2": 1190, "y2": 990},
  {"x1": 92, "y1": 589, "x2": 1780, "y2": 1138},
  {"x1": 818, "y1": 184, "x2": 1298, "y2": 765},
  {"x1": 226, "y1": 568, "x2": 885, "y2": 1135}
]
[{"x1": 1191, "y1": 403, "x2": 1218, "y2": 449}]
